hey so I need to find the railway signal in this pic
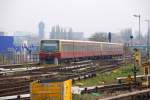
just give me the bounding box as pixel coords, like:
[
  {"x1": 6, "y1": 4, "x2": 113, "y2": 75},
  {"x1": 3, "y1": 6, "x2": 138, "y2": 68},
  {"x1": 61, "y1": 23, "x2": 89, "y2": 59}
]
[
  {"x1": 133, "y1": 48, "x2": 141, "y2": 67},
  {"x1": 142, "y1": 62, "x2": 149, "y2": 75},
  {"x1": 142, "y1": 61, "x2": 149, "y2": 87},
  {"x1": 127, "y1": 75, "x2": 133, "y2": 84},
  {"x1": 144, "y1": 66, "x2": 149, "y2": 75},
  {"x1": 132, "y1": 48, "x2": 141, "y2": 83},
  {"x1": 127, "y1": 75, "x2": 133, "y2": 91}
]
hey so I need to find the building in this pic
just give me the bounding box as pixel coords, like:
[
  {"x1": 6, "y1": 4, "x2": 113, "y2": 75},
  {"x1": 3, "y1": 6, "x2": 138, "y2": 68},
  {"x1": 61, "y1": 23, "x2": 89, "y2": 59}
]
[
  {"x1": 50, "y1": 25, "x2": 84, "y2": 40},
  {"x1": 13, "y1": 36, "x2": 40, "y2": 53},
  {"x1": 0, "y1": 32, "x2": 4, "y2": 36},
  {"x1": 50, "y1": 25, "x2": 66, "y2": 39},
  {"x1": 0, "y1": 36, "x2": 14, "y2": 54},
  {"x1": 69, "y1": 32, "x2": 84, "y2": 40},
  {"x1": 38, "y1": 21, "x2": 45, "y2": 39}
]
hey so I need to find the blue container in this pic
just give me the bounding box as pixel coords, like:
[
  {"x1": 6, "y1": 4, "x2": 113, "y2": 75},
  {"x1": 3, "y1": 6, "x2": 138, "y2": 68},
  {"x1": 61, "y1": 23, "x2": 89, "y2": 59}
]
[{"x1": 0, "y1": 36, "x2": 14, "y2": 54}]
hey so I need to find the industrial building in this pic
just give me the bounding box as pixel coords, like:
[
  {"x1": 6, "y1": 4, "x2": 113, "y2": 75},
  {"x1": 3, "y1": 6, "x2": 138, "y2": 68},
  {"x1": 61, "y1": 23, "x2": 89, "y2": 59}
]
[
  {"x1": 0, "y1": 36, "x2": 14, "y2": 53},
  {"x1": 50, "y1": 25, "x2": 84, "y2": 40},
  {"x1": 0, "y1": 32, "x2": 4, "y2": 36}
]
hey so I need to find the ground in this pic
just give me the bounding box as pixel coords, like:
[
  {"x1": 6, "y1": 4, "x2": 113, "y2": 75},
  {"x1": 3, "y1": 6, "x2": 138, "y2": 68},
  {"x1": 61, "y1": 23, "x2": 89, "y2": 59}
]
[{"x1": 73, "y1": 64, "x2": 145, "y2": 100}]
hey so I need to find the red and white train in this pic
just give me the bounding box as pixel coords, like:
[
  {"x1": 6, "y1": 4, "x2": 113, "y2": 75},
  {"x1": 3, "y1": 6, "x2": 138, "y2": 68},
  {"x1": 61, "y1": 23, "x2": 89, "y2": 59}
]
[{"x1": 39, "y1": 39, "x2": 124, "y2": 64}]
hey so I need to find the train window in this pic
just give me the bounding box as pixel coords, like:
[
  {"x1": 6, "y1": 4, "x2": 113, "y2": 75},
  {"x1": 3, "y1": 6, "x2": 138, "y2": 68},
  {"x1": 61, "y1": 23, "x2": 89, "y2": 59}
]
[
  {"x1": 96, "y1": 44, "x2": 98, "y2": 51},
  {"x1": 41, "y1": 41, "x2": 58, "y2": 52},
  {"x1": 73, "y1": 43, "x2": 76, "y2": 51},
  {"x1": 91, "y1": 44, "x2": 93, "y2": 51},
  {"x1": 104, "y1": 44, "x2": 106, "y2": 50},
  {"x1": 79, "y1": 44, "x2": 82, "y2": 51},
  {"x1": 77, "y1": 43, "x2": 79, "y2": 51},
  {"x1": 63, "y1": 42, "x2": 73, "y2": 52},
  {"x1": 67, "y1": 45, "x2": 69, "y2": 51},
  {"x1": 84, "y1": 44, "x2": 86, "y2": 51},
  {"x1": 64, "y1": 43, "x2": 72, "y2": 52},
  {"x1": 63, "y1": 44, "x2": 68, "y2": 51}
]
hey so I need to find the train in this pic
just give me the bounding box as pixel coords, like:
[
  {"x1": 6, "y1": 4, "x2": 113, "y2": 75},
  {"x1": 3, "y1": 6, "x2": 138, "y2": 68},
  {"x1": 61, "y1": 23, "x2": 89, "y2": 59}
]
[{"x1": 39, "y1": 39, "x2": 124, "y2": 64}]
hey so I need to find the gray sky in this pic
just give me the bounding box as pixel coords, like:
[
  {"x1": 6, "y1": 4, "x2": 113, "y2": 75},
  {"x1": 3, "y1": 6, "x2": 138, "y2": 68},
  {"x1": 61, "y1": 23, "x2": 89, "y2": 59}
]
[{"x1": 0, "y1": 0, "x2": 150, "y2": 37}]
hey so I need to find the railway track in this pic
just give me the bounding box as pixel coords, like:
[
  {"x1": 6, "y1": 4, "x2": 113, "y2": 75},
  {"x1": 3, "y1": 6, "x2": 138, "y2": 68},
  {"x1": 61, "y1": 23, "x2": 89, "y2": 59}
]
[
  {"x1": 0, "y1": 59, "x2": 123, "y2": 97},
  {"x1": 80, "y1": 83, "x2": 135, "y2": 94},
  {"x1": 99, "y1": 89, "x2": 150, "y2": 100},
  {"x1": 0, "y1": 62, "x2": 40, "y2": 69},
  {"x1": 0, "y1": 58, "x2": 122, "y2": 76}
]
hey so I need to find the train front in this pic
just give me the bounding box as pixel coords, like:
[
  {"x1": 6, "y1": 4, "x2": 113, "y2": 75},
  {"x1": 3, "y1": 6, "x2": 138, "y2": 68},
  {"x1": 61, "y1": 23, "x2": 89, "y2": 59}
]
[{"x1": 39, "y1": 40, "x2": 60, "y2": 64}]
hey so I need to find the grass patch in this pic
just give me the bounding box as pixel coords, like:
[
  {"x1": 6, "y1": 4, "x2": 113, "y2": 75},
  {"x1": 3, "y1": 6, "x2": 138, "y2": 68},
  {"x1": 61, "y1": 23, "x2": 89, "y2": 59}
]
[
  {"x1": 73, "y1": 94, "x2": 99, "y2": 100},
  {"x1": 73, "y1": 64, "x2": 143, "y2": 87}
]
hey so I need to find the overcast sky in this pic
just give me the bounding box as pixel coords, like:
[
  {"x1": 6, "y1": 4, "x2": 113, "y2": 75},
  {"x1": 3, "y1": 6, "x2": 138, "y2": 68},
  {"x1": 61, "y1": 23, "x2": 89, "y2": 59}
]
[{"x1": 0, "y1": 0, "x2": 150, "y2": 37}]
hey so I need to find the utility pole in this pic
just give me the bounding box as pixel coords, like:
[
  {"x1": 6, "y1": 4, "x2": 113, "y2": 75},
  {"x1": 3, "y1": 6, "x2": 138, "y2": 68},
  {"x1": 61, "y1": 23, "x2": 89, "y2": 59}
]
[
  {"x1": 133, "y1": 48, "x2": 137, "y2": 83},
  {"x1": 133, "y1": 14, "x2": 141, "y2": 41},
  {"x1": 145, "y1": 19, "x2": 150, "y2": 87},
  {"x1": 145, "y1": 20, "x2": 150, "y2": 60},
  {"x1": 130, "y1": 36, "x2": 136, "y2": 83},
  {"x1": 130, "y1": 35, "x2": 139, "y2": 83}
]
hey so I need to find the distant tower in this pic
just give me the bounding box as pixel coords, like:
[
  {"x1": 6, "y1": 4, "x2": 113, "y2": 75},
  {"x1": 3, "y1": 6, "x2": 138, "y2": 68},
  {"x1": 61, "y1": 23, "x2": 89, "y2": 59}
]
[{"x1": 38, "y1": 21, "x2": 45, "y2": 38}]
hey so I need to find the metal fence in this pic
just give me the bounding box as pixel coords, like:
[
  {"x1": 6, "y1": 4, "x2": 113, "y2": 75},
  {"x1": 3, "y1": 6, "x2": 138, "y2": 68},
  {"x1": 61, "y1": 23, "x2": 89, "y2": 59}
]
[{"x1": 0, "y1": 52, "x2": 39, "y2": 65}]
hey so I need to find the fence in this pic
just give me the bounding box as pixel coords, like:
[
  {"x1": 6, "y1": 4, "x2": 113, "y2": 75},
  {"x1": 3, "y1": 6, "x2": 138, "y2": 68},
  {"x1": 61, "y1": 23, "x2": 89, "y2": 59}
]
[{"x1": 0, "y1": 52, "x2": 39, "y2": 65}]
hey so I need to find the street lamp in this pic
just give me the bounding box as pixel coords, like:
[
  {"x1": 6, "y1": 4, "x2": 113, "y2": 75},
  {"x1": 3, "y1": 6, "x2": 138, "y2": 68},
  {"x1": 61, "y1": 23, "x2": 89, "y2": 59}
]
[{"x1": 133, "y1": 14, "x2": 141, "y2": 41}]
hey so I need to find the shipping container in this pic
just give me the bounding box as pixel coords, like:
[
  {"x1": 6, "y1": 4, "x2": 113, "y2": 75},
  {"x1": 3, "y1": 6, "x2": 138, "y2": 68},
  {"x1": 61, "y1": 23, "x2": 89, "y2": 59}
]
[{"x1": 31, "y1": 79, "x2": 72, "y2": 100}]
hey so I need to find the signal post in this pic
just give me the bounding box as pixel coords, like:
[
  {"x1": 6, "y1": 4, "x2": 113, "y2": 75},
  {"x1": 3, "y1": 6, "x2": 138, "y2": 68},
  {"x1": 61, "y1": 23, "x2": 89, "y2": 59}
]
[
  {"x1": 143, "y1": 62, "x2": 149, "y2": 87},
  {"x1": 133, "y1": 48, "x2": 141, "y2": 83}
]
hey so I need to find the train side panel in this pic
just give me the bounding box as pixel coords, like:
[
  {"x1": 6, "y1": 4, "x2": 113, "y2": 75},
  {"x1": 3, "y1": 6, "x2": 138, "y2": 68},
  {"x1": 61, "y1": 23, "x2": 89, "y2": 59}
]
[
  {"x1": 60, "y1": 41, "x2": 123, "y2": 59},
  {"x1": 60, "y1": 41, "x2": 73, "y2": 59}
]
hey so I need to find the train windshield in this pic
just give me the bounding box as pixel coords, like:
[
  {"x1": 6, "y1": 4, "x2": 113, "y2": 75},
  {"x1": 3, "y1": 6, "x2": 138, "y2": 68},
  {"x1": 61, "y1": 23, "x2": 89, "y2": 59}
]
[{"x1": 41, "y1": 41, "x2": 58, "y2": 52}]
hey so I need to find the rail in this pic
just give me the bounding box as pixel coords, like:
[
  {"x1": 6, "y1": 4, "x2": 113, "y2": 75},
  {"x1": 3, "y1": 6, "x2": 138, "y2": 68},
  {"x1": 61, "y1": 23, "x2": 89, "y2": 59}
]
[
  {"x1": 0, "y1": 59, "x2": 123, "y2": 96},
  {"x1": 99, "y1": 89, "x2": 150, "y2": 100}
]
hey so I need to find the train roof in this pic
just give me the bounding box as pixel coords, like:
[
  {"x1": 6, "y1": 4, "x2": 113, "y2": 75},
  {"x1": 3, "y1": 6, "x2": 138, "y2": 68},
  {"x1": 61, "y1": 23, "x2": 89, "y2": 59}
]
[{"x1": 41, "y1": 39, "x2": 123, "y2": 45}]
